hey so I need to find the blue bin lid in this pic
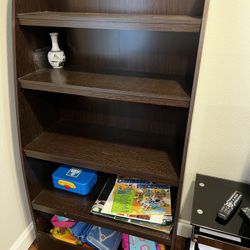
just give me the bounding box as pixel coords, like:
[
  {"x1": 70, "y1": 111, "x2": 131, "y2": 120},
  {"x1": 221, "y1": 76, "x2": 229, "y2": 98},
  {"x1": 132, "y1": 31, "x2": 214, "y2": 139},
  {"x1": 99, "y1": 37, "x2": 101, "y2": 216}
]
[{"x1": 52, "y1": 164, "x2": 97, "y2": 184}]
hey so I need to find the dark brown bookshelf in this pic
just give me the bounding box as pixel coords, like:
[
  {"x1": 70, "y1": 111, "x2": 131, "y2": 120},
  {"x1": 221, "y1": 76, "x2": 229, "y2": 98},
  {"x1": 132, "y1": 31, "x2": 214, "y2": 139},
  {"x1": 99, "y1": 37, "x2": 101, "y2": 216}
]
[
  {"x1": 13, "y1": 0, "x2": 207, "y2": 249},
  {"x1": 17, "y1": 11, "x2": 201, "y2": 32},
  {"x1": 32, "y1": 178, "x2": 172, "y2": 245},
  {"x1": 19, "y1": 69, "x2": 190, "y2": 108},
  {"x1": 24, "y1": 121, "x2": 179, "y2": 186}
]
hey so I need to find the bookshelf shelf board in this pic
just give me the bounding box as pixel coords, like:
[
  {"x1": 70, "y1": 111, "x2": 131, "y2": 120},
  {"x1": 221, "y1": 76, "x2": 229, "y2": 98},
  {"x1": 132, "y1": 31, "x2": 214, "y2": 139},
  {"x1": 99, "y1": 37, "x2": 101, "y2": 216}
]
[
  {"x1": 17, "y1": 11, "x2": 201, "y2": 32},
  {"x1": 19, "y1": 69, "x2": 191, "y2": 108},
  {"x1": 32, "y1": 179, "x2": 172, "y2": 245},
  {"x1": 24, "y1": 121, "x2": 180, "y2": 186}
]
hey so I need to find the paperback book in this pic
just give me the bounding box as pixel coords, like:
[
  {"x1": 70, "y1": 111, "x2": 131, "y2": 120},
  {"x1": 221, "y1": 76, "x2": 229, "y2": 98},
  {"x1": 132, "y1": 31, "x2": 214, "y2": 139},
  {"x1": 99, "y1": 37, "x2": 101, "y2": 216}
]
[
  {"x1": 90, "y1": 177, "x2": 173, "y2": 233},
  {"x1": 102, "y1": 176, "x2": 172, "y2": 216}
]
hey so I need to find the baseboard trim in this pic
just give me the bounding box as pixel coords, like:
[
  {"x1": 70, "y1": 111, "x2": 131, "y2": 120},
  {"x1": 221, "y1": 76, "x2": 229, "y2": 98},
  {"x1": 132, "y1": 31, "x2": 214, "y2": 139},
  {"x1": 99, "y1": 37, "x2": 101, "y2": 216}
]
[
  {"x1": 10, "y1": 222, "x2": 35, "y2": 250},
  {"x1": 177, "y1": 219, "x2": 193, "y2": 238}
]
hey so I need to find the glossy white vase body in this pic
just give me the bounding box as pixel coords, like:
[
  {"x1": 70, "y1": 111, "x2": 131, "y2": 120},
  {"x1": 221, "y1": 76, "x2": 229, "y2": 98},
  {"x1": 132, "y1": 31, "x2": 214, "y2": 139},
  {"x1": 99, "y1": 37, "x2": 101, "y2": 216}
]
[{"x1": 48, "y1": 33, "x2": 66, "y2": 69}]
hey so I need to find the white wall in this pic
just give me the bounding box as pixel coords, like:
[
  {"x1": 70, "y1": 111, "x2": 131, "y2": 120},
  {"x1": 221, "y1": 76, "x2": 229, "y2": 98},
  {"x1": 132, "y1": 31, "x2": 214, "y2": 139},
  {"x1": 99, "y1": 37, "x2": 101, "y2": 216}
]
[
  {"x1": 0, "y1": 0, "x2": 35, "y2": 249},
  {"x1": 180, "y1": 0, "x2": 250, "y2": 223}
]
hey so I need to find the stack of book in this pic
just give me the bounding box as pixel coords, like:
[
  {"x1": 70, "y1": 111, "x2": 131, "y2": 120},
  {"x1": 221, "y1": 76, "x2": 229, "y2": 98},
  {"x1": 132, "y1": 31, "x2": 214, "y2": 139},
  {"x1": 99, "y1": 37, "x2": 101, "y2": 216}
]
[{"x1": 91, "y1": 176, "x2": 173, "y2": 234}]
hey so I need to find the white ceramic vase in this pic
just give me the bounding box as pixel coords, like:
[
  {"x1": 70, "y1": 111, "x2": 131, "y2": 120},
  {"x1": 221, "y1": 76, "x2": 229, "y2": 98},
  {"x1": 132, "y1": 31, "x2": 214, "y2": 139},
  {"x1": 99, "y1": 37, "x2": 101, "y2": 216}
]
[{"x1": 48, "y1": 32, "x2": 66, "y2": 69}]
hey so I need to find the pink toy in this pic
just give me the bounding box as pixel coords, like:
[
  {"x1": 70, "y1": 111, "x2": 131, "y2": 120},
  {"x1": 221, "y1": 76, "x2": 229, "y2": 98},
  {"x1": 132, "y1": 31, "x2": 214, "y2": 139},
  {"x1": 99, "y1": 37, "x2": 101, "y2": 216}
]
[{"x1": 51, "y1": 215, "x2": 76, "y2": 228}]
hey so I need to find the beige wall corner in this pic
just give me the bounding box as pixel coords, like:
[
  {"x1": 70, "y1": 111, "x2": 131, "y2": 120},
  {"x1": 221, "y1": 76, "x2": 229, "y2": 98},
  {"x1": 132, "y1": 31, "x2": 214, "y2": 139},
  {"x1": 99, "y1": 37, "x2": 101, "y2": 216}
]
[
  {"x1": 0, "y1": 0, "x2": 34, "y2": 249},
  {"x1": 180, "y1": 0, "x2": 250, "y2": 227}
]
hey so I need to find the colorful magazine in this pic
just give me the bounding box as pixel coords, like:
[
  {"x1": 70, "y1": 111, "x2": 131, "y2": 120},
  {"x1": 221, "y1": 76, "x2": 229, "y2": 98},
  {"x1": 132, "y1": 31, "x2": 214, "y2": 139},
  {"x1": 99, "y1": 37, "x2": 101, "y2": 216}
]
[
  {"x1": 103, "y1": 177, "x2": 172, "y2": 216},
  {"x1": 91, "y1": 177, "x2": 173, "y2": 230}
]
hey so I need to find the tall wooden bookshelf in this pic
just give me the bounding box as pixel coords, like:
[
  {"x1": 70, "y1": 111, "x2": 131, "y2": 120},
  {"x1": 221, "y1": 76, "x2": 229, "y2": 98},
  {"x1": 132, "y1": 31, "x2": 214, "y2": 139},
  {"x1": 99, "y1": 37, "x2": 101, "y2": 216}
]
[{"x1": 13, "y1": 0, "x2": 208, "y2": 249}]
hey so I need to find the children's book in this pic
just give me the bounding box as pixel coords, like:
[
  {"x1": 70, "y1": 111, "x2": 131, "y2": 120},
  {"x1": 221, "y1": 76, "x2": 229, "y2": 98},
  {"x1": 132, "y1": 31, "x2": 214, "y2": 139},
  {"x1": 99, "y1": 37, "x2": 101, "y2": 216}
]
[
  {"x1": 129, "y1": 235, "x2": 158, "y2": 250},
  {"x1": 91, "y1": 177, "x2": 173, "y2": 231},
  {"x1": 122, "y1": 234, "x2": 166, "y2": 250},
  {"x1": 102, "y1": 176, "x2": 172, "y2": 217}
]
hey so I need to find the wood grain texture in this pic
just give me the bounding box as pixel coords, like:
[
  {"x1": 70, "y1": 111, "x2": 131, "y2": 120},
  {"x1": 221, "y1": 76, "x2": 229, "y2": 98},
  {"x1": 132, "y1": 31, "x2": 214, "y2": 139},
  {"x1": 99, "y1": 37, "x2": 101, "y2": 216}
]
[
  {"x1": 44, "y1": 0, "x2": 205, "y2": 16},
  {"x1": 18, "y1": 91, "x2": 60, "y2": 147},
  {"x1": 32, "y1": 176, "x2": 172, "y2": 245},
  {"x1": 66, "y1": 30, "x2": 199, "y2": 77},
  {"x1": 15, "y1": 0, "x2": 49, "y2": 13},
  {"x1": 24, "y1": 121, "x2": 179, "y2": 186},
  {"x1": 19, "y1": 69, "x2": 191, "y2": 108},
  {"x1": 17, "y1": 12, "x2": 201, "y2": 32},
  {"x1": 23, "y1": 159, "x2": 58, "y2": 201},
  {"x1": 58, "y1": 96, "x2": 188, "y2": 150},
  {"x1": 20, "y1": 26, "x2": 200, "y2": 77},
  {"x1": 169, "y1": 1, "x2": 210, "y2": 249},
  {"x1": 13, "y1": 0, "x2": 206, "y2": 249}
]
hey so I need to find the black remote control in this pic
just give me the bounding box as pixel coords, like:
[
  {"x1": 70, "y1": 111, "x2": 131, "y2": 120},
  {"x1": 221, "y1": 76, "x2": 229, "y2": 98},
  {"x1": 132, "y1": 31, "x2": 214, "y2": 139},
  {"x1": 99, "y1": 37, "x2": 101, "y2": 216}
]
[
  {"x1": 240, "y1": 207, "x2": 250, "y2": 221},
  {"x1": 217, "y1": 191, "x2": 243, "y2": 220}
]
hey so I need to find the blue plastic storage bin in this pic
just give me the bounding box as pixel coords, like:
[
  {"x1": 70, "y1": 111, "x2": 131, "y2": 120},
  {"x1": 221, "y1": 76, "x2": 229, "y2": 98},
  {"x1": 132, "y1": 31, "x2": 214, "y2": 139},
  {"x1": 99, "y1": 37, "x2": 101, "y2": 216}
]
[{"x1": 52, "y1": 165, "x2": 97, "y2": 195}]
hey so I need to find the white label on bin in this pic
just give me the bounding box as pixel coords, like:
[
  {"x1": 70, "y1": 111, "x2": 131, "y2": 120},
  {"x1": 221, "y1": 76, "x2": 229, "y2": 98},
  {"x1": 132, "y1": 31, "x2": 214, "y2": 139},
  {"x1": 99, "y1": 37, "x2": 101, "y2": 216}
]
[{"x1": 66, "y1": 168, "x2": 82, "y2": 178}]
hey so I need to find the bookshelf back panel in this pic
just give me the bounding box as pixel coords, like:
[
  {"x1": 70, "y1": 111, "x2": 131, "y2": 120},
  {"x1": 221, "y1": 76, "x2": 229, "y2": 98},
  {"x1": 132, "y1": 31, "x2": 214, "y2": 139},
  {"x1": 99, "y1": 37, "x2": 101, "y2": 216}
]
[
  {"x1": 65, "y1": 29, "x2": 199, "y2": 77},
  {"x1": 19, "y1": 91, "x2": 60, "y2": 146},
  {"x1": 20, "y1": 0, "x2": 204, "y2": 16},
  {"x1": 20, "y1": 91, "x2": 187, "y2": 177},
  {"x1": 21, "y1": 91, "x2": 188, "y2": 141},
  {"x1": 24, "y1": 158, "x2": 59, "y2": 201},
  {"x1": 20, "y1": 27, "x2": 200, "y2": 77},
  {"x1": 34, "y1": 211, "x2": 53, "y2": 232},
  {"x1": 59, "y1": 95, "x2": 188, "y2": 141}
]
